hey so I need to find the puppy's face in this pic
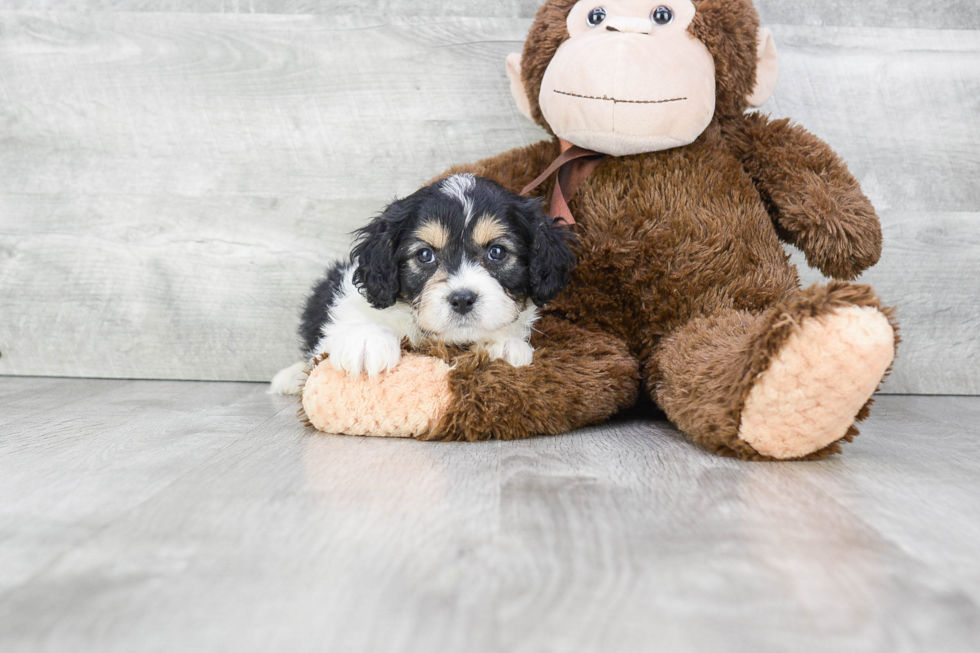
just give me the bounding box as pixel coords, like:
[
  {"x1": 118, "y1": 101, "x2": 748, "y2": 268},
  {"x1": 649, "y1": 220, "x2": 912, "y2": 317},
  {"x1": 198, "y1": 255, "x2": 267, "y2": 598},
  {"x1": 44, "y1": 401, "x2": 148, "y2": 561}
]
[
  {"x1": 404, "y1": 202, "x2": 532, "y2": 343},
  {"x1": 351, "y1": 174, "x2": 576, "y2": 344}
]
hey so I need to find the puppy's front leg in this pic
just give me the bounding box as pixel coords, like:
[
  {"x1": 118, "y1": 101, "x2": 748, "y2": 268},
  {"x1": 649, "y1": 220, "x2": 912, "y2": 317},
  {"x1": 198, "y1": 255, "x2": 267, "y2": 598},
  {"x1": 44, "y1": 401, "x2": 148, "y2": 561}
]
[
  {"x1": 483, "y1": 337, "x2": 534, "y2": 368},
  {"x1": 316, "y1": 323, "x2": 402, "y2": 377},
  {"x1": 270, "y1": 361, "x2": 309, "y2": 395}
]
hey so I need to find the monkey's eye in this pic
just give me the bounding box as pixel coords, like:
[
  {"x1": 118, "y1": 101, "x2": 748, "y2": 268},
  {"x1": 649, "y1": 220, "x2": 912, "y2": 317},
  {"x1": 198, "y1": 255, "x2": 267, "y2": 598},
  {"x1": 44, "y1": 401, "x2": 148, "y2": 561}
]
[
  {"x1": 417, "y1": 248, "x2": 435, "y2": 264},
  {"x1": 651, "y1": 6, "x2": 673, "y2": 25},
  {"x1": 487, "y1": 245, "x2": 508, "y2": 262},
  {"x1": 587, "y1": 7, "x2": 607, "y2": 27}
]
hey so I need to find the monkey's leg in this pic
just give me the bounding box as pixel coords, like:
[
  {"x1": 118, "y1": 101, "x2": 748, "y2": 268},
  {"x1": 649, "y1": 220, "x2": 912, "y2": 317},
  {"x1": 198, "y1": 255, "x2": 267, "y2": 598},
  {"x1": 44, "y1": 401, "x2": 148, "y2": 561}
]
[
  {"x1": 648, "y1": 283, "x2": 898, "y2": 461},
  {"x1": 301, "y1": 315, "x2": 640, "y2": 441}
]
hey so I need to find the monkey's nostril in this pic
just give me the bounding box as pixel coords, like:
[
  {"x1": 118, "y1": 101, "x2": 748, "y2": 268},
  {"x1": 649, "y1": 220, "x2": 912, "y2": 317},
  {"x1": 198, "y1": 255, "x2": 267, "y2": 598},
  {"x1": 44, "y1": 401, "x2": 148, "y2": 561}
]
[
  {"x1": 606, "y1": 26, "x2": 620, "y2": 32},
  {"x1": 448, "y1": 290, "x2": 478, "y2": 315}
]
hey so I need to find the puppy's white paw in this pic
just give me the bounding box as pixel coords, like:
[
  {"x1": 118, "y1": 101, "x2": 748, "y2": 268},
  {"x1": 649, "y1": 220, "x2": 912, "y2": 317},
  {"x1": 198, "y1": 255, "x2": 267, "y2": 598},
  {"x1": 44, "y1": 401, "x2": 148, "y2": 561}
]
[
  {"x1": 484, "y1": 337, "x2": 534, "y2": 368},
  {"x1": 322, "y1": 324, "x2": 402, "y2": 377},
  {"x1": 270, "y1": 361, "x2": 308, "y2": 395}
]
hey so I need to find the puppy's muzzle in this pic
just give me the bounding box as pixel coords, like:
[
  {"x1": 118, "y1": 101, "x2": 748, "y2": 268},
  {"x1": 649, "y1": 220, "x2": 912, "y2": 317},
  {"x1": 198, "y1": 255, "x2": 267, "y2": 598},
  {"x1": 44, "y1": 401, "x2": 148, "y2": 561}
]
[{"x1": 448, "y1": 289, "x2": 478, "y2": 315}]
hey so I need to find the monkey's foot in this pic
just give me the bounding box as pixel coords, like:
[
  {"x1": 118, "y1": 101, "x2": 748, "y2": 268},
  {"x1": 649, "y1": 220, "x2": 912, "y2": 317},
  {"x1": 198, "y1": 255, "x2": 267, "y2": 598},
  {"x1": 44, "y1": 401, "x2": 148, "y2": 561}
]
[
  {"x1": 738, "y1": 306, "x2": 896, "y2": 460},
  {"x1": 301, "y1": 354, "x2": 452, "y2": 438}
]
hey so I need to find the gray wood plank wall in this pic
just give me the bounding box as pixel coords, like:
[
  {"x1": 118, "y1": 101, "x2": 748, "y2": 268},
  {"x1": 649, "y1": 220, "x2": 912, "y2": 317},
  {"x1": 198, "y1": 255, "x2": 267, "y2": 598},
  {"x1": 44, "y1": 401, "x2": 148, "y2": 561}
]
[
  {"x1": 1, "y1": 2, "x2": 978, "y2": 393},
  {"x1": 6, "y1": 1, "x2": 980, "y2": 29}
]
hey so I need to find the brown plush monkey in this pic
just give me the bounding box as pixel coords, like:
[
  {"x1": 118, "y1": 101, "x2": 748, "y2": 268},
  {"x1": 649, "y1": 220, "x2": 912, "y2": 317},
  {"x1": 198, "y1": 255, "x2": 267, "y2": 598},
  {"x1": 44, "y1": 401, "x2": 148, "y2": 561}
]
[{"x1": 301, "y1": 0, "x2": 898, "y2": 461}]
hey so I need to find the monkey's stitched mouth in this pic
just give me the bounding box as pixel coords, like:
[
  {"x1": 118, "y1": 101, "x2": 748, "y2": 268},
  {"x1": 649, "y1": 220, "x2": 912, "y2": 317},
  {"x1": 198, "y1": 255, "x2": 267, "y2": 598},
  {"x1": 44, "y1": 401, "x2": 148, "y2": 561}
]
[{"x1": 554, "y1": 90, "x2": 687, "y2": 105}]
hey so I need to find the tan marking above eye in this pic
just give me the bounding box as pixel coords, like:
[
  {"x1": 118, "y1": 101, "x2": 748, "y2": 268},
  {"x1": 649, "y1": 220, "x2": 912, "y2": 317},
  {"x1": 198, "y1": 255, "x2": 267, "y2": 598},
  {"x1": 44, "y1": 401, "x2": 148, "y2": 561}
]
[
  {"x1": 472, "y1": 215, "x2": 507, "y2": 246},
  {"x1": 414, "y1": 221, "x2": 449, "y2": 250}
]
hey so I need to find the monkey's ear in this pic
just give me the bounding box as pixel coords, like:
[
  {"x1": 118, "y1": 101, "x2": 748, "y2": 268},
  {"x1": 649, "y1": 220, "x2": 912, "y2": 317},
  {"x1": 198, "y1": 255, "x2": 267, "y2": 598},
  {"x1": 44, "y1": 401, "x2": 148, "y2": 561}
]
[
  {"x1": 506, "y1": 52, "x2": 534, "y2": 122},
  {"x1": 747, "y1": 27, "x2": 779, "y2": 108}
]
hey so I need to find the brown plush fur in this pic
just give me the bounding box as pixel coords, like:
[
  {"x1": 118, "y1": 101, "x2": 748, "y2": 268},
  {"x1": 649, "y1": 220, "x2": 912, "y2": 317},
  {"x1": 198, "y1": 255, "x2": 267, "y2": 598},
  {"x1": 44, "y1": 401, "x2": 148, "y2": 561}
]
[
  {"x1": 721, "y1": 114, "x2": 882, "y2": 279},
  {"x1": 423, "y1": 316, "x2": 640, "y2": 441},
  {"x1": 303, "y1": 0, "x2": 895, "y2": 459},
  {"x1": 415, "y1": 0, "x2": 894, "y2": 458},
  {"x1": 653, "y1": 282, "x2": 900, "y2": 461}
]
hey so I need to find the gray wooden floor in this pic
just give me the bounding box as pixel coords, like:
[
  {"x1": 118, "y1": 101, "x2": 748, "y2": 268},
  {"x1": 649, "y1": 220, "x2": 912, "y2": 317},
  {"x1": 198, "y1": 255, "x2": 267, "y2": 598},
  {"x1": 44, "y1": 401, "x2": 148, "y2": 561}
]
[{"x1": 1, "y1": 377, "x2": 978, "y2": 652}]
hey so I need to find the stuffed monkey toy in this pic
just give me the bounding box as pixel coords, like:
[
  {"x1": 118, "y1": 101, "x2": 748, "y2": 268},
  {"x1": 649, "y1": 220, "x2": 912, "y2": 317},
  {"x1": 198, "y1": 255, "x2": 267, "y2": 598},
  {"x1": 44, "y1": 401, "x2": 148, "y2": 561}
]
[{"x1": 300, "y1": 0, "x2": 898, "y2": 461}]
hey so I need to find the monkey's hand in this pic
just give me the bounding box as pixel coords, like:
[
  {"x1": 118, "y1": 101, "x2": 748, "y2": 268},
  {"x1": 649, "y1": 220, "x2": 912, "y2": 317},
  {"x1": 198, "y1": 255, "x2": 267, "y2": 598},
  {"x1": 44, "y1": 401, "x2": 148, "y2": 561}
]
[{"x1": 723, "y1": 113, "x2": 882, "y2": 281}]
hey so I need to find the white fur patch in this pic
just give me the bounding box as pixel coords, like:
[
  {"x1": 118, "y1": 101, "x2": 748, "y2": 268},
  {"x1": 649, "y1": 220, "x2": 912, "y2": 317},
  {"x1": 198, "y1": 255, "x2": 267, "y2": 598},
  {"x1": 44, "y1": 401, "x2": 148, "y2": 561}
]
[
  {"x1": 416, "y1": 260, "x2": 525, "y2": 344},
  {"x1": 483, "y1": 336, "x2": 535, "y2": 367},
  {"x1": 477, "y1": 303, "x2": 538, "y2": 366},
  {"x1": 270, "y1": 361, "x2": 308, "y2": 395},
  {"x1": 321, "y1": 323, "x2": 403, "y2": 377},
  {"x1": 313, "y1": 266, "x2": 420, "y2": 376},
  {"x1": 441, "y1": 173, "x2": 476, "y2": 224}
]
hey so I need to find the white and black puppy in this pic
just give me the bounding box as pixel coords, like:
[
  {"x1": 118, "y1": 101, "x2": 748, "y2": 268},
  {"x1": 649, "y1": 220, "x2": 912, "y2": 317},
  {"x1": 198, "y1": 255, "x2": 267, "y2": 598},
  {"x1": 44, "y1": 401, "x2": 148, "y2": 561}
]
[{"x1": 271, "y1": 174, "x2": 576, "y2": 395}]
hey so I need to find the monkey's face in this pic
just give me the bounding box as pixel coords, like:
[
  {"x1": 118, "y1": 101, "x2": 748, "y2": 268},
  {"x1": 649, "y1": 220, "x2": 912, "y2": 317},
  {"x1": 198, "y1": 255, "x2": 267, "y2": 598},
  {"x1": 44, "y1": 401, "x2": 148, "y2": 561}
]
[
  {"x1": 543, "y1": 0, "x2": 714, "y2": 156},
  {"x1": 506, "y1": 0, "x2": 779, "y2": 157}
]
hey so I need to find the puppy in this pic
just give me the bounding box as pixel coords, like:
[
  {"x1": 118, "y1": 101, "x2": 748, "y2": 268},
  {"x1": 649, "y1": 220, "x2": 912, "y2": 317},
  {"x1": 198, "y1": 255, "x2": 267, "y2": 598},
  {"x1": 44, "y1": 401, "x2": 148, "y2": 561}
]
[{"x1": 271, "y1": 173, "x2": 576, "y2": 395}]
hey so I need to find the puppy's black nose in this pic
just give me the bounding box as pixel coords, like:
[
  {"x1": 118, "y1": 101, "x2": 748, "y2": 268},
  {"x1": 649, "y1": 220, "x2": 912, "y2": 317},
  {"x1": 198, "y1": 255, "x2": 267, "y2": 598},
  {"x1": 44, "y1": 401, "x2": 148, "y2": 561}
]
[{"x1": 448, "y1": 290, "x2": 478, "y2": 315}]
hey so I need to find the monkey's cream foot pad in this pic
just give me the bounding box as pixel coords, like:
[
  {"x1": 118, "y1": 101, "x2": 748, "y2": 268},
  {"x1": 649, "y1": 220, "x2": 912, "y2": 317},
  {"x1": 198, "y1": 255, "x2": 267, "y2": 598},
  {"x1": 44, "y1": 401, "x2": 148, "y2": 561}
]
[
  {"x1": 302, "y1": 354, "x2": 452, "y2": 438},
  {"x1": 739, "y1": 306, "x2": 896, "y2": 459}
]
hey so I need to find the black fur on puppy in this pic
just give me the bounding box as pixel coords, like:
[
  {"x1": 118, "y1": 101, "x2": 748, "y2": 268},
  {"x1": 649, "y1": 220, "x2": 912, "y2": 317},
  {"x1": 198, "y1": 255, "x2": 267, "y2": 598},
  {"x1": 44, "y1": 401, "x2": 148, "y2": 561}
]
[{"x1": 271, "y1": 174, "x2": 576, "y2": 394}]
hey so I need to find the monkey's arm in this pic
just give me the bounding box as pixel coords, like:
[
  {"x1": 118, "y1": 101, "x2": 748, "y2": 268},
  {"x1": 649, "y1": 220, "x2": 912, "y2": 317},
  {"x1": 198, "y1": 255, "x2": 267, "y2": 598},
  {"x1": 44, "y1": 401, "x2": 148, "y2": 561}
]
[
  {"x1": 722, "y1": 113, "x2": 882, "y2": 280},
  {"x1": 426, "y1": 138, "x2": 559, "y2": 196}
]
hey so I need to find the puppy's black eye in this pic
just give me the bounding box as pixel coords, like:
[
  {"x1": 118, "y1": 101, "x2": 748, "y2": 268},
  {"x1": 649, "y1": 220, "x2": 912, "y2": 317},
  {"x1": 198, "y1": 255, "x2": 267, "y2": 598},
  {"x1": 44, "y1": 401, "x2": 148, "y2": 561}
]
[
  {"x1": 651, "y1": 6, "x2": 673, "y2": 25},
  {"x1": 487, "y1": 245, "x2": 508, "y2": 262},
  {"x1": 587, "y1": 7, "x2": 606, "y2": 27},
  {"x1": 417, "y1": 248, "x2": 435, "y2": 264}
]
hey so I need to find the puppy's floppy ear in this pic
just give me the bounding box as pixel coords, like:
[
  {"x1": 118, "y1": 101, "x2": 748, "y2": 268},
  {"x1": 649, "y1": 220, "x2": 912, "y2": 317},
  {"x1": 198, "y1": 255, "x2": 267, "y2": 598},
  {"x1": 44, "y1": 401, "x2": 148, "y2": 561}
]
[
  {"x1": 351, "y1": 196, "x2": 416, "y2": 309},
  {"x1": 521, "y1": 198, "x2": 577, "y2": 307}
]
